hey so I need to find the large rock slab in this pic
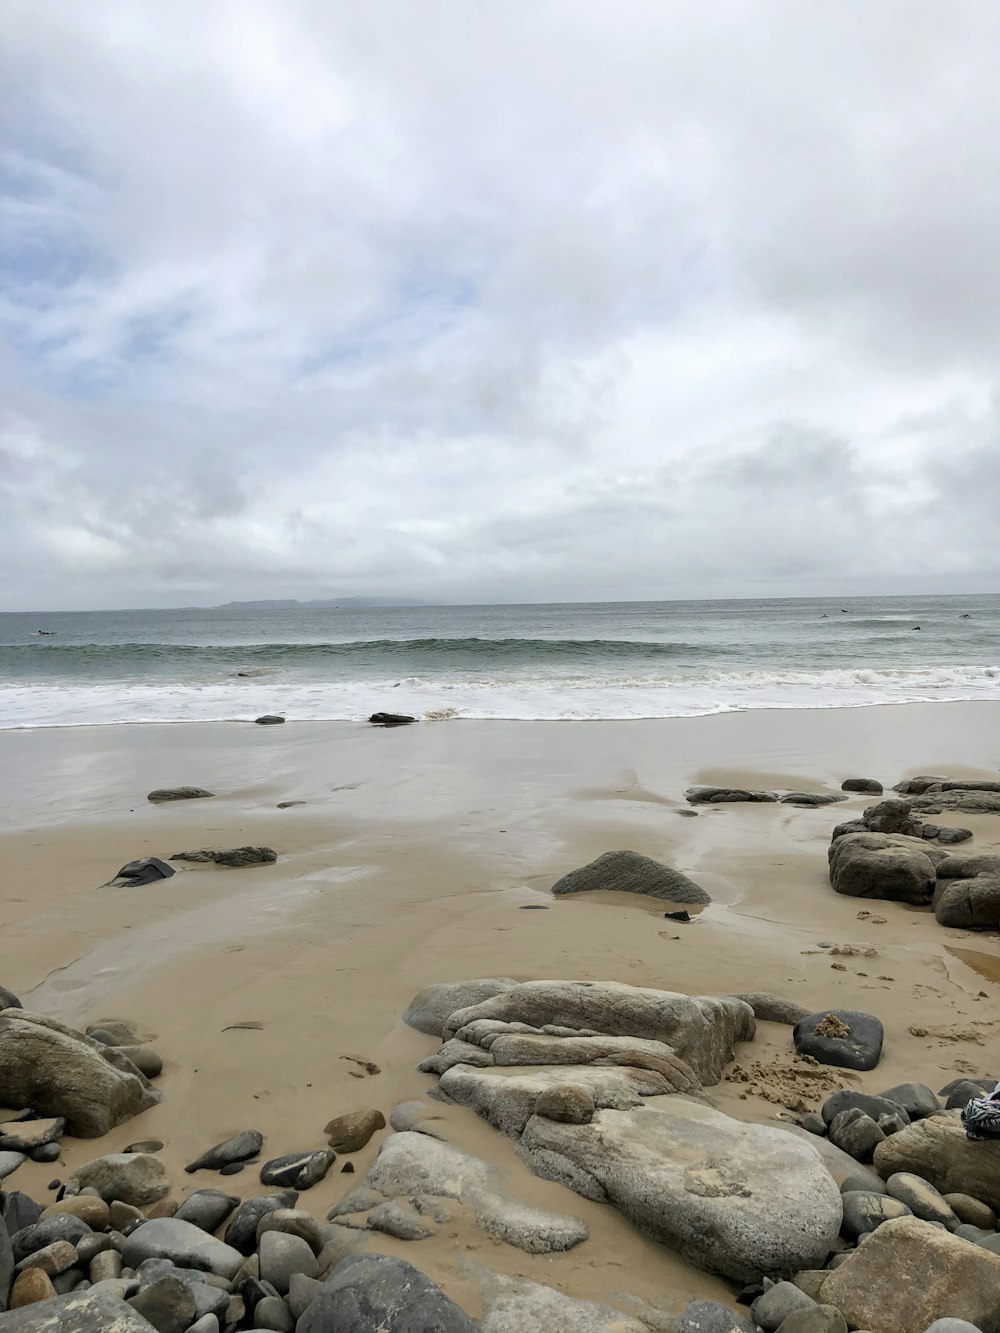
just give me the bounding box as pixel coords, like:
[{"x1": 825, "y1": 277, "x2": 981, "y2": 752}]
[
  {"x1": 934, "y1": 854, "x2": 1000, "y2": 928},
  {"x1": 820, "y1": 1215, "x2": 1000, "y2": 1333},
  {"x1": 64, "y1": 1153, "x2": 169, "y2": 1206},
  {"x1": 402, "y1": 979, "x2": 515, "y2": 1037},
  {"x1": 519, "y1": 1100, "x2": 842, "y2": 1282},
  {"x1": 686, "y1": 787, "x2": 777, "y2": 803},
  {"x1": 439, "y1": 981, "x2": 754, "y2": 1085},
  {"x1": 550, "y1": 850, "x2": 710, "y2": 905},
  {"x1": 873, "y1": 1114, "x2": 1000, "y2": 1210},
  {"x1": 0, "y1": 1011, "x2": 160, "y2": 1137},
  {"x1": 910, "y1": 789, "x2": 1000, "y2": 814},
  {"x1": 0, "y1": 1287, "x2": 157, "y2": 1329},
  {"x1": 471, "y1": 1267, "x2": 649, "y2": 1332},
  {"x1": 298, "y1": 1253, "x2": 476, "y2": 1332},
  {"x1": 122, "y1": 1218, "x2": 244, "y2": 1279},
  {"x1": 828, "y1": 832, "x2": 941, "y2": 903}
]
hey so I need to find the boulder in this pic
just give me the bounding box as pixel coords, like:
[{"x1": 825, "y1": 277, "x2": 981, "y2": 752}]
[
  {"x1": 874, "y1": 1114, "x2": 1000, "y2": 1210},
  {"x1": 368, "y1": 713, "x2": 415, "y2": 726},
  {"x1": 828, "y1": 1109, "x2": 885, "y2": 1162},
  {"x1": 944, "y1": 1079, "x2": 989, "y2": 1109},
  {"x1": 64, "y1": 1153, "x2": 169, "y2": 1206},
  {"x1": 297, "y1": 1253, "x2": 475, "y2": 1331},
  {"x1": 122, "y1": 1219, "x2": 243, "y2": 1280},
  {"x1": 254, "y1": 716, "x2": 285, "y2": 725},
  {"x1": 147, "y1": 787, "x2": 214, "y2": 802},
  {"x1": 735, "y1": 993, "x2": 810, "y2": 1025},
  {"x1": 185, "y1": 1130, "x2": 263, "y2": 1173},
  {"x1": 102, "y1": 858, "x2": 175, "y2": 888},
  {"x1": 439, "y1": 980, "x2": 755, "y2": 1085},
  {"x1": 677, "y1": 1301, "x2": 756, "y2": 1331},
  {"x1": 324, "y1": 1110, "x2": 385, "y2": 1154},
  {"x1": 820, "y1": 1215, "x2": 1000, "y2": 1333},
  {"x1": 937, "y1": 827, "x2": 974, "y2": 845},
  {"x1": 259, "y1": 1151, "x2": 334, "y2": 1190},
  {"x1": 550, "y1": 849, "x2": 710, "y2": 905},
  {"x1": 879, "y1": 1081, "x2": 940, "y2": 1120},
  {"x1": 519, "y1": 1100, "x2": 842, "y2": 1282},
  {"x1": 0, "y1": 1011, "x2": 160, "y2": 1137},
  {"x1": 828, "y1": 832, "x2": 940, "y2": 903},
  {"x1": 934, "y1": 855, "x2": 1000, "y2": 929},
  {"x1": 910, "y1": 790, "x2": 1000, "y2": 814},
  {"x1": 779, "y1": 792, "x2": 848, "y2": 806},
  {"x1": 0, "y1": 988, "x2": 22, "y2": 1013},
  {"x1": 474, "y1": 1269, "x2": 649, "y2": 1332},
  {"x1": 842, "y1": 778, "x2": 883, "y2": 794},
  {"x1": 822, "y1": 1090, "x2": 910, "y2": 1127},
  {"x1": 401, "y1": 979, "x2": 515, "y2": 1037},
  {"x1": 0, "y1": 1286, "x2": 158, "y2": 1329},
  {"x1": 894, "y1": 776, "x2": 954, "y2": 795},
  {"x1": 793, "y1": 1009, "x2": 884, "y2": 1071},
  {"x1": 863, "y1": 798, "x2": 922, "y2": 835},
  {"x1": 840, "y1": 1190, "x2": 912, "y2": 1238},
  {"x1": 685, "y1": 786, "x2": 777, "y2": 803}
]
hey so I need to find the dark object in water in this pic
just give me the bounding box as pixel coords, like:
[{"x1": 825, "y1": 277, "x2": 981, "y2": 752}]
[
  {"x1": 664, "y1": 909, "x2": 692, "y2": 922},
  {"x1": 36, "y1": 629, "x2": 57, "y2": 635},
  {"x1": 254, "y1": 714, "x2": 285, "y2": 725},
  {"x1": 518, "y1": 904, "x2": 550, "y2": 910},
  {"x1": 369, "y1": 712, "x2": 416, "y2": 726},
  {"x1": 103, "y1": 857, "x2": 175, "y2": 888},
  {"x1": 912, "y1": 625, "x2": 921, "y2": 631}
]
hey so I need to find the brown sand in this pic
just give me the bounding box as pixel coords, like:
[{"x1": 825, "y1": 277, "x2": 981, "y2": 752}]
[{"x1": 1, "y1": 702, "x2": 999, "y2": 1320}]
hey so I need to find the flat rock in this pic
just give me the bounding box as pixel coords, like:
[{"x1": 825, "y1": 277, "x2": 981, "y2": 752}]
[
  {"x1": 254, "y1": 715, "x2": 285, "y2": 725},
  {"x1": 0, "y1": 1011, "x2": 160, "y2": 1138},
  {"x1": 676, "y1": 1300, "x2": 757, "y2": 1331},
  {"x1": 550, "y1": 849, "x2": 711, "y2": 905},
  {"x1": 147, "y1": 787, "x2": 214, "y2": 802},
  {"x1": 874, "y1": 1114, "x2": 1000, "y2": 1210},
  {"x1": 122, "y1": 1218, "x2": 244, "y2": 1280},
  {"x1": 65, "y1": 1153, "x2": 169, "y2": 1206},
  {"x1": 779, "y1": 792, "x2": 848, "y2": 806},
  {"x1": 821, "y1": 1215, "x2": 1000, "y2": 1333},
  {"x1": 259, "y1": 1151, "x2": 334, "y2": 1190},
  {"x1": 324, "y1": 1109, "x2": 385, "y2": 1154},
  {"x1": 735, "y1": 993, "x2": 810, "y2": 1025},
  {"x1": 0, "y1": 1120, "x2": 64, "y2": 1154},
  {"x1": 520, "y1": 1099, "x2": 842, "y2": 1282},
  {"x1": 297, "y1": 1253, "x2": 476, "y2": 1332},
  {"x1": 368, "y1": 712, "x2": 415, "y2": 726},
  {"x1": 793, "y1": 1009, "x2": 884, "y2": 1071},
  {"x1": 685, "y1": 786, "x2": 777, "y2": 803},
  {"x1": 401, "y1": 979, "x2": 516, "y2": 1037},
  {"x1": 879, "y1": 1081, "x2": 940, "y2": 1119},
  {"x1": 365, "y1": 1200, "x2": 434, "y2": 1241},
  {"x1": 174, "y1": 1191, "x2": 240, "y2": 1233},
  {"x1": 0, "y1": 1287, "x2": 157, "y2": 1329},
  {"x1": 840, "y1": 1190, "x2": 912, "y2": 1239},
  {"x1": 185, "y1": 1130, "x2": 263, "y2": 1173},
  {"x1": 910, "y1": 789, "x2": 1000, "y2": 814},
  {"x1": 472, "y1": 1267, "x2": 649, "y2": 1332}
]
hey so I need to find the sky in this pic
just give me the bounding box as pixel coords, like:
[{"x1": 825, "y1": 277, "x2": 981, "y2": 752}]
[{"x1": 2, "y1": 1, "x2": 1000, "y2": 610}]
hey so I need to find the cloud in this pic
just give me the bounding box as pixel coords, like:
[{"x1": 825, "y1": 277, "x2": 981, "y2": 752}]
[{"x1": 1, "y1": 0, "x2": 999, "y2": 607}]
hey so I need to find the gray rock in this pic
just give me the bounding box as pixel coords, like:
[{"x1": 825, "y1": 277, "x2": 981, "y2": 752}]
[
  {"x1": 0, "y1": 1223, "x2": 12, "y2": 1314},
  {"x1": 296, "y1": 1253, "x2": 477, "y2": 1332},
  {"x1": 828, "y1": 832, "x2": 940, "y2": 903},
  {"x1": 174, "y1": 1191, "x2": 239, "y2": 1233},
  {"x1": 187, "y1": 1318, "x2": 220, "y2": 1333},
  {"x1": 909, "y1": 789, "x2": 1000, "y2": 814},
  {"x1": 122, "y1": 1219, "x2": 244, "y2": 1280},
  {"x1": 937, "y1": 828, "x2": 974, "y2": 845},
  {"x1": 185, "y1": 1130, "x2": 263, "y2": 1173},
  {"x1": 254, "y1": 716, "x2": 285, "y2": 725},
  {"x1": 223, "y1": 1195, "x2": 298, "y2": 1255},
  {"x1": 471, "y1": 1267, "x2": 650, "y2": 1331},
  {"x1": 128, "y1": 1275, "x2": 197, "y2": 1333},
  {"x1": 840, "y1": 1172, "x2": 888, "y2": 1195},
  {"x1": 886, "y1": 1172, "x2": 959, "y2": 1228},
  {"x1": 11, "y1": 1216, "x2": 91, "y2": 1263},
  {"x1": 830, "y1": 819, "x2": 867, "y2": 840},
  {"x1": 550, "y1": 849, "x2": 711, "y2": 905},
  {"x1": 0, "y1": 1286, "x2": 157, "y2": 1329},
  {"x1": 365, "y1": 1201, "x2": 433, "y2": 1241},
  {"x1": 736, "y1": 992, "x2": 810, "y2": 1025},
  {"x1": 922, "y1": 1321, "x2": 987, "y2": 1333},
  {"x1": 799, "y1": 1113, "x2": 827, "y2": 1137},
  {"x1": 255, "y1": 1211, "x2": 323, "y2": 1256},
  {"x1": 779, "y1": 792, "x2": 848, "y2": 806},
  {"x1": 102, "y1": 858, "x2": 175, "y2": 888},
  {"x1": 793, "y1": 1010, "x2": 884, "y2": 1071},
  {"x1": 0, "y1": 1156, "x2": 24, "y2": 1182},
  {"x1": 944, "y1": 1080, "x2": 992, "y2": 1110},
  {"x1": 0, "y1": 987, "x2": 22, "y2": 1012},
  {"x1": 0, "y1": 1011, "x2": 160, "y2": 1138},
  {"x1": 0, "y1": 1119, "x2": 64, "y2": 1153},
  {"x1": 65, "y1": 1153, "x2": 168, "y2": 1206},
  {"x1": 259, "y1": 1151, "x2": 334, "y2": 1190},
  {"x1": 147, "y1": 787, "x2": 214, "y2": 802},
  {"x1": 13, "y1": 1239, "x2": 79, "y2": 1277},
  {"x1": 287, "y1": 1273, "x2": 325, "y2": 1320},
  {"x1": 776, "y1": 1308, "x2": 847, "y2": 1333},
  {"x1": 214, "y1": 847, "x2": 277, "y2": 867},
  {"x1": 822, "y1": 1091, "x2": 911, "y2": 1127},
  {"x1": 840, "y1": 1190, "x2": 912, "y2": 1239},
  {"x1": 939, "y1": 1078, "x2": 996, "y2": 1098},
  {"x1": 117, "y1": 1047, "x2": 163, "y2": 1079},
  {"x1": 751, "y1": 1280, "x2": 818, "y2": 1330},
  {"x1": 676, "y1": 1301, "x2": 756, "y2": 1331},
  {"x1": 253, "y1": 1295, "x2": 294, "y2": 1330},
  {"x1": 685, "y1": 786, "x2": 778, "y2": 803},
  {"x1": 879, "y1": 1082, "x2": 940, "y2": 1120},
  {"x1": 842, "y1": 779, "x2": 883, "y2": 794},
  {"x1": 943, "y1": 1194, "x2": 996, "y2": 1230},
  {"x1": 863, "y1": 798, "x2": 923, "y2": 835},
  {"x1": 402, "y1": 979, "x2": 516, "y2": 1037},
  {"x1": 828, "y1": 1109, "x2": 885, "y2": 1162},
  {"x1": 258, "y1": 1232, "x2": 317, "y2": 1295},
  {"x1": 934, "y1": 855, "x2": 1000, "y2": 928},
  {"x1": 368, "y1": 712, "x2": 415, "y2": 725}
]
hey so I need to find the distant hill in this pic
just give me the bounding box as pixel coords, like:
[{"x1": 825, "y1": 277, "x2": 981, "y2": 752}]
[{"x1": 215, "y1": 596, "x2": 431, "y2": 610}]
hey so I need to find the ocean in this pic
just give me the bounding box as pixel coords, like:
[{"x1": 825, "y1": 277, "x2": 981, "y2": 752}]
[{"x1": 0, "y1": 595, "x2": 998, "y2": 727}]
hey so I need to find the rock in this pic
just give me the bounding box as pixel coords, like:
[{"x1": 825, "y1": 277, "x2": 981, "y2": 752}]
[
  {"x1": 780, "y1": 792, "x2": 848, "y2": 806},
  {"x1": 64, "y1": 1154, "x2": 168, "y2": 1207},
  {"x1": 223, "y1": 1195, "x2": 299, "y2": 1256},
  {"x1": 475, "y1": 1271, "x2": 650, "y2": 1332},
  {"x1": 122, "y1": 1219, "x2": 244, "y2": 1280},
  {"x1": 550, "y1": 849, "x2": 711, "y2": 905},
  {"x1": 255, "y1": 1211, "x2": 322, "y2": 1255},
  {"x1": 874, "y1": 1114, "x2": 1000, "y2": 1210},
  {"x1": 828, "y1": 832, "x2": 940, "y2": 903},
  {"x1": 934, "y1": 855, "x2": 1000, "y2": 928},
  {"x1": 89, "y1": 1249, "x2": 122, "y2": 1281},
  {"x1": 922, "y1": 1321, "x2": 990, "y2": 1332},
  {"x1": 894, "y1": 776, "x2": 954, "y2": 795},
  {"x1": 940, "y1": 1077, "x2": 997, "y2": 1098},
  {"x1": 88, "y1": 1019, "x2": 148, "y2": 1045},
  {"x1": 0, "y1": 1286, "x2": 158, "y2": 1328},
  {"x1": 863, "y1": 798, "x2": 923, "y2": 834},
  {"x1": 173, "y1": 1192, "x2": 239, "y2": 1233},
  {"x1": 534, "y1": 1085, "x2": 595, "y2": 1124},
  {"x1": 9, "y1": 1268, "x2": 56, "y2": 1309},
  {"x1": 799, "y1": 1113, "x2": 827, "y2": 1136},
  {"x1": 910, "y1": 789, "x2": 1000, "y2": 814},
  {"x1": 0, "y1": 1121, "x2": 64, "y2": 1155},
  {"x1": 438, "y1": 979, "x2": 754, "y2": 1085},
  {"x1": 676, "y1": 1301, "x2": 757, "y2": 1331},
  {"x1": 128, "y1": 1275, "x2": 197, "y2": 1333},
  {"x1": 214, "y1": 847, "x2": 277, "y2": 868},
  {"x1": 777, "y1": 1309, "x2": 847, "y2": 1333},
  {"x1": 296, "y1": 1253, "x2": 476, "y2": 1332},
  {"x1": 821, "y1": 1215, "x2": 1000, "y2": 1333},
  {"x1": 793, "y1": 1010, "x2": 884, "y2": 1071},
  {"x1": 102, "y1": 858, "x2": 175, "y2": 888},
  {"x1": 401, "y1": 979, "x2": 516, "y2": 1037},
  {"x1": 365, "y1": 1200, "x2": 434, "y2": 1241},
  {"x1": 0, "y1": 988, "x2": 22, "y2": 1013},
  {"x1": 185, "y1": 1130, "x2": 263, "y2": 1173},
  {"x1": 841, "y1": 1190, "x2": 912, "y2": 1238},
  {"x1": 254, "y1": 716, "x2": 285, "y2": 725},
  {"x1": 736, "y1": 993, "x2": 810, "y2": 1025},
  {"x1": 257, "y1": 1232, "x2": 317, "y2": 1295},
  {"x1": 188, "y1": 1319, "x2": 220, "y2": 1333},
  {"x1": 368, "y1": 712, "x2": 415, "y2": 726},
  {"x1": 937, "y1": 827, "x2": 974, "y2": 845},
  {"x1": 944, "y1": 1193, "x2": 996, "y2": 1230},
  {"x1": 842, "y1": 779, "x2": 884, "y2": 794},
  {"x1": 324, "y1": 1110, "x2": 385, "y2": 1154},
  {"x1": 922, "y1": 823, "x2": 943, "y2": 839},
  {"x1": 28, "y1": 1146, "x2": 59, "y2": 1166},
  {"x1": 117, "y1": 1047, "x2": 163, "y2": 1079},
  {"x1": 0, "y1": 1222, "x2": 11, "y2": 1314},
  {"x1": 14, "y1": 1240, "x2": 78, "y2": 1278},
  {"x1": 147, "y1": 787, "x2": 214, "y2": 802},
  {"x1": 0, "y1": 1156, "x2": 25, "y2": 1182},
  {"x1": 11, "y1": 1216, "x2": 91, "y2": 1263},
  {"x1": 2, "y1": 1197, "x2": 41, "y2": 1237},
  {"x1": 253, "y1": 1295, "x2": 294, "y2": 1330},
  {"x1": 287, "y1": 1274, "x2": 325, "y2": 1320},
  {"x1": 822, "y1": 1091, "x2": 909, "y2": 1127},
  {"x1": 0, "y1": 1011, "x2": 160, "y2": 1138},
  {"x1": 520, "y1": 1099, "x2": 842, "y2": 1282},
  {"x1": 830, "y1": 819, "x2": 867, "y2": 840},
  {"x1": 879, "y1": 1082, "x2": 940, "y2": 1120},
  {"x1": 40, "y1": 1198, "x2": 109, "y2": 1230},
  {"x1": 944, "y1": 1079, "x2": 994, "y2": 1109},
  {"x1": 259, "y1": 1151, "x2": 334, "y2": 1190},
  {"x1": 685, "y1": 786, "x2": 777, "y2": 803},
  {"x1": 828, "y1": 1109, "x2": 885, "y2": 1162},
  {"x1": 886, "y1": 1172, "x2": 959, "y2": 1228},
  {"x1": 752, "y1": 1281, "x2": 818, "y2": 1330}
]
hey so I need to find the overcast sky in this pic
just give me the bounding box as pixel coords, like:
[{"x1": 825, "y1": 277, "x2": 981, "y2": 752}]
[{"x1": 2, "y1": 1, "x2": 1000, "y2": 609}]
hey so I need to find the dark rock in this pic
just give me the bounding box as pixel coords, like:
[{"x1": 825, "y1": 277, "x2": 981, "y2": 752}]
[
  {"x1": 840, "y1": 1172, "x2": 889, "y2": 1195},
  {"x1": 550, "y1": 849, "x2": 711, "y2": 905},
  {"x1": 118, "y1": 1047, "x2": 163, "y2": 1079},
  {"x1": 736, "y1": 992, "x2": 810, "y2": 1025},
  {"x1": 822, "y1": 1091, "x2": 911, "y2": 1127},
  {"x1": 934, "y1": 854, "x2": 1000, "y2": 928},
  {"x1": 751, "y1": 1281, "x2": 818, "y2": 1330},
  {"x1": 0, "y1": 1286, "x2": 158, "y2": 1328},
  {"x1": 910, "y1": 789, "x2": 1000, "y2": 814},
  {"x1": 259, "y1": 1151, "x2": 334, "y2": 1190},
  {"x1": 828, "y1": 832, "x2": 941, "y2": 903},
  {"x1": 779, "y1": 792, "x2": 848, "y2": 806},
  {"x1": 830, "y1": 819, "x2": 867, "y2": 840},
  {"x1": 185, "y1": 1130, "x2": 263, "y2": 1173},
  {"x1": 840, "y1": 1189, "x2": 912, "y2": 1238},
  {"x1": 121, "y1": 1219, "x2": 243, "y2": 1279},
  {"x1": 664, "y1": 909, "x2": 691, "y2": 922},
  {"x1": 28, "y1": 1145, "x2": 60, "y2": 1165},
  {"x1": 842, "y1": 778, "x2": 883, "y2": 794},
  {"x1": 258, "y1": 1231, "x2": 317, "y2": 1294},
  {"x1": 798, "y1": 1113, "x2": 827, "y2": 1137},
  {"x1": 828, "y1": 1109, "x2": 886, "y2": 1162},
  {"x1": 223, "y1": 1194, "x2": 299, "y2": 1255},
  {"x1": 174, "y1": 1191, "x2": 240, "y2": 1233},
  {"x1": 937, "y1": 827, "x2": 974, "y2": 844},
  {"x1": 794, "y1": 1010, "x2": 884, "y2": 1071},
  {"x1": 254, "y1": 1294, "x2": 294, "y2": 1330},
  {"x1": 879, "y1": 1081, "x2": 940, "y2": 1120},
  {"x1": 324, "y1": 1110, "x2": 385, "y2": 1154},
  {"x1": 170, "y1": 847, "x2": 277, "y2": 868},
  {"x1": 254, "y1": 716, "x2": 285, "y2": 725},
  {"x1": 676, "y1": 1300, "x2": 757, "y2": 1332},
  {"x1": 944, "y1": 1080, "x2": 992, "y2": 1110},
  {"x1": 368, "y1": 713, "x2": 415, "y2": 726},
  {"x1": 685, "y1": 786, "x2": 777, "y2": 804},
  {"x1": 147, "y1": 787, "x2": 214, "y2": 802},
  {"x1": 219, "y1": 1162, "x2": 246, "y2": 1176},
  {"x1": 0, "y1": 987, "x2": 24, "y2": 1012},
  {"x1": 2, "y1": 1194, "x2": 42, "y2": 1236},
  {"x1": 297, "y1": 1253, "x2": 477, "y2": 1332},
  {"x1": 863, "y1": 798, "x2": 922, "y2": 835},
  {"x1": 893, "y1": 775, "x2": 953, "y2": 794},
  {"x1": 11, "y1": 1215, "x2": 90, "y2": 1263},
  {"x1": 922, "y1": 824, "x2": 942, "y2": 839},
  {"x1": 102, "y1": 858, "x2": 175, "y2": 889},
  {"x1": 128, "y1": 1275, "x2": 197, "y2": 1333},
  {"x1": 1, "y1": 1217, "x2": 12, "y2": 1313},
  {"x1": 939, "y1": 1077, "x2": 997, "y2": 1098}
]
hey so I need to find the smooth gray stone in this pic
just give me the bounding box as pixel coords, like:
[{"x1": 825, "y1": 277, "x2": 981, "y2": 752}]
[
  {"x1": 840, "y1": 1173, "x2": 889, "y2": 1196},
  {"x1": 174, "y1": 1191, "x2": 240, "y2": 1233},
  {"x1": 122, "y1": 1219, "x2": 243, "y2": 1279},
  {"x1": 185, "y1": 1130, "x2": 262, "y2": 1174},
  {"x1": 297, "y1": 1253, "x2": 477, "y2": 1332},
  {"x1": 828, "y1": 1109, "x2": 885, "y2": 1163},
  {"x1": 287, "y1": 1273, "x2": 325, "y2": 1320},
  {"x1": 253, "y1": 1295, "x2": 294, "y2": 1331},
  {"x1": 676, "y1": 1300, "x2": 756, "y2": 1331},
  {"x1": 128, "y1": 1275, "x2": 197, "y2": 1333},
  {"x1": 752, "y1": 1280, "x2": 817, "y2": 1330},
  {"x1": 257, "y1": 1232, "x2": 317, "y2": 1296},
  {"x1": 0, "y1": 1222, "x2": 12, "y2": 1314},
  {"x1": 1, "y1": 1196, "x2": 40, "y2": 1238},
  {"x1": 776, "y1": 1308, "x2": 847, "y2": 1333},
  {"x1": 879, "y1": 1082, "x2": 941, "y2": 1120},
  {"x1": 841, "y1": 1191, "x2": 912, "y2": 1239},
  {"x1": 0, "y1": 1156, "x2": 25, "y2": 1183},
  {"x1": 224, "y1": 1195, "x2": 299, "y2": 1255},
  {"x1": 822, "y1": 1091, "x2": 910, "y2": 1127},
  {"x1": 11, "y1": 1216, "x2": 90, "y2": 1263},
  {"x1": 0, "y1": 1287, "x2": 156, "y2": 1329},
  {"x1": 922, "y1": 1321, "x2": 986, "y2": 1332}
]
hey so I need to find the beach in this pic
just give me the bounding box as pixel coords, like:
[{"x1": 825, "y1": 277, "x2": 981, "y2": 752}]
[{"x1": 3, "y1": 702, "x2": 999, "y2": 1321}]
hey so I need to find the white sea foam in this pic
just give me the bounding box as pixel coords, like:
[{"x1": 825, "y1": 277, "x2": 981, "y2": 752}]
[{"x1": 1, "y1": 664, "x2": 998, "y2": 728}]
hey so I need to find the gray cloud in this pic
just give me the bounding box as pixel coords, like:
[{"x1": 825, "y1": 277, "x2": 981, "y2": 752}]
[{"x1": 1, "y1": 0, "x2": 999, "y2": 608}]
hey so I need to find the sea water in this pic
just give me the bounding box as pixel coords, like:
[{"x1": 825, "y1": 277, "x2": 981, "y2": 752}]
[{"x1": 0, "y1": 595, "x2": 998, "y2": 727}]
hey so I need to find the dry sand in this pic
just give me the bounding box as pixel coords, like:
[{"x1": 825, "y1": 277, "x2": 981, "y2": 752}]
[{"x1": 2, "y1": 701, "x2": 999, "y2": 1320}]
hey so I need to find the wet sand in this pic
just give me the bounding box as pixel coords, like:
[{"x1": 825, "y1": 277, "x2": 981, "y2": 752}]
[{"x1": 2, "y1": 702, "x2": 999, "y2": 1319}]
